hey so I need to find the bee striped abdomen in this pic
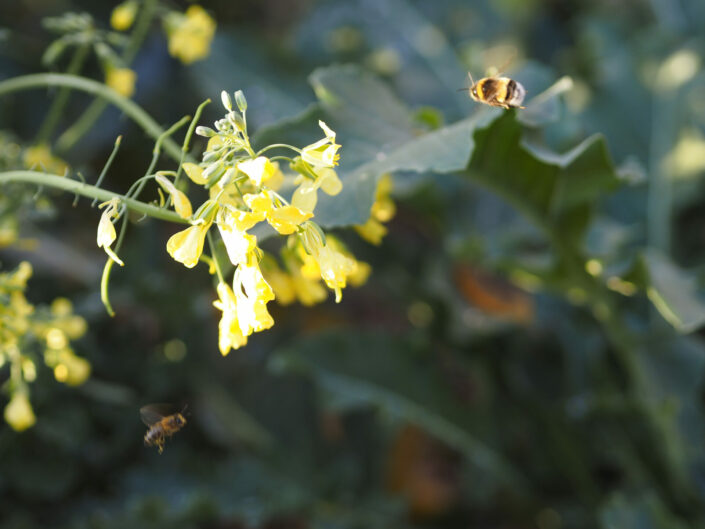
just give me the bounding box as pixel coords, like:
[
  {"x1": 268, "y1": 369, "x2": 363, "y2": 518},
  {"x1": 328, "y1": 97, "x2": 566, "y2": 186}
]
[{"x1": 504, "y1": 79, "x2": 526, "y2": 108}]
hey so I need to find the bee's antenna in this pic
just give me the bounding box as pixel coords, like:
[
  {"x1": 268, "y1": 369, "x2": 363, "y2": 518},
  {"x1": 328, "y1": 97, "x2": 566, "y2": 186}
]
[
  {"x1": 181, "y1": 404, "x2": 190, "y2": 417},
  {"x1": 456, "y1": 88, "x2": 468, "y2": 92},
  {"x1": 468, "y1": 72, "x2": 475, "y2": 86}
]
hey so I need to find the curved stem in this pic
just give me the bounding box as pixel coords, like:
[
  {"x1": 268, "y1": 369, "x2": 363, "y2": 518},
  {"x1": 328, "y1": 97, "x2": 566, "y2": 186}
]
[
  {"x1": 0, "y1": 171, "x2": 188, "y2": 224},
  {"x1": 0, "y1": 74, "x2": 188, "y2": 164},
  {"x1": 255, "y1": 143, "x2": 301, "y2": 156}
]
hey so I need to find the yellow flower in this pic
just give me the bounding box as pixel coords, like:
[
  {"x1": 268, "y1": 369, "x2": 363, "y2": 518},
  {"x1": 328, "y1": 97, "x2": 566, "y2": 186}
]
[
  {"x1": 300, "y1": 225, "x2": 356, "y2": 302},
  {"x1": 282, "y1": 249, "x2": 327, "y2": 306},
  {"x1": 301, "y1": 121, "x2": 341, "y2": 168},
  {"x1": 166, "y1": 220, "x2": 212, "y2": 268},
  {"x1": 23, "y1": 143, "x2": 69, "y2": 175},
  {"x1": 267, "y1": 205, "x2": 313, "y2": 235},
  {"x1": 97, "y1": 198, "x2": 124, "y2": 266},
  {"x1": 291, "y1": 168, "x2": 342, "y2": 213},
  {"x1": 233, "y1": 258, "x2": 275, "y2": 336},
  {"x1": 371, "y1": 174, "x2": 396, "y2": 222},
  {"x1": 52, "y1": 350, "x2": 91, "y2": 386},
  {"x1": 355, "y1": 174, "x2": 395, "y2": 244},
  {"x1": 155, "y1": 174, "x2": 193, "y2": 218},
  {"x1": 183, "y1": 162, "x2": 208, "y2": 185},
  {"x1": 166, "y1": 5, "x2": 216, "y2": 65},
  {"x1": 315, "y1": 244, "x2": 356, "y2": 302},
  {"x1": 4, "y1": 392, "x2": 36, "y2": 432},
  {"x1": 354, "y1": 217, "x2": 387, "y2": 245},
  {"x1": 237, "y1": 157, "x2": 277, "y2": 186},
  {"x1": 213, "y1": 281, "x2": 248, "y2": 355},
  {"x1": 111, "y1": 1, "x2": 137, "y2": 31},
  {"x1": 244, "y1": 190, "x2": 313, "y2": 235},
  {"x1": 106, "y1": 67, "x2": 137, "y2": 97},
  {"x1": 260, "y1": 253, "x2": 296, "y2": 305}
]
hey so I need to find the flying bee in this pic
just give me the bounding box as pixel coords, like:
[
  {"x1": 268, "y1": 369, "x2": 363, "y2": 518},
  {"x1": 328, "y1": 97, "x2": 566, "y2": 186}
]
[
  {"x1": 140, "y1": 404, "x2": 187, "y2": 454},
  {"x1": 462, "y1": 71, "x2": 526, "y2": 109}
]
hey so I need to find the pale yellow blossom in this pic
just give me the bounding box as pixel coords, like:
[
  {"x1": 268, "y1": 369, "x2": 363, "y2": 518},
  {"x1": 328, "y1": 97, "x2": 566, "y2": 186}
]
[
  {"x1": 106, "y1": 67, "x2": 137, "y2": 97},
  {"x1": 97, "y1": 198, "x2": 124, "y2": 266},
  {"x1": 4, "y1": 392, "x2": 36, "y2": 432},
  {"x1": 166, "y1": 220, "x2": 212, "y2": 268},
  {"x1": 156, "y1": 174, "x2": 193, "y2": 219}
]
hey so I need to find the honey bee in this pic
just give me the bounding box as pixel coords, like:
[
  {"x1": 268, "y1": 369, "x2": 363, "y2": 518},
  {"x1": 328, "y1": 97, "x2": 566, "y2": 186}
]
[
  {"x1": 464, "y1": 72, "x2": 526, "y2": 109},
  {"x1": 140, "y1": 404, "x2": 187, "y2": 454}
]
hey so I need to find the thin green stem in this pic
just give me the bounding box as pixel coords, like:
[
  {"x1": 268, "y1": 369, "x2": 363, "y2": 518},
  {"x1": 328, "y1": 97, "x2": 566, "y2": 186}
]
[
  {"x1": 92, "y1": 135, "x2": 122, "y2": 206},
  {"x1": 171, "y1": 99, "x2": 211, "y2": 201},
  {"x1": 55, "y1": 0, "x2": 159, "y2": 153},
  {"x1": 0, "y1": 74, "x2": 190, "y2": 164},
  {"x1": 0, "y1": 171, "x2": 187, "y2": 224},
  {"x1": 36, "y1": 42, "x2": 92, "y2": 144},
  {"x1": 207, "y1": 230, "x2": 226, "y2": 284},
  {"x1": 101, "y1": 259, "x2": 116, "y2": 317},
  {"x1": 255, "y1": 143, "x2": 301, "y2": 156}
]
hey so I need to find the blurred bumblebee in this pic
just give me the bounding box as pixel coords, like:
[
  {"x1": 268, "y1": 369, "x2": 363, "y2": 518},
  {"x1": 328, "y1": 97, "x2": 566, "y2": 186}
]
[
  {"x1": 140, "y1": 404, "x2": 187, "y2": 454},
  {"x1": 464, "y1": 72, "x2": 526, "y2": 109}
]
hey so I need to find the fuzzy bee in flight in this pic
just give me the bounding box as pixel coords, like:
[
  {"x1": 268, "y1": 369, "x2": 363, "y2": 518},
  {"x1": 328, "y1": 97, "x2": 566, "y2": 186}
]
[
  {"x1": 140, "y1": 404, "x2": 187, "y2": 454},
  {"x1": 463, "y1": 71, "x2": 526, "y2": 110}
]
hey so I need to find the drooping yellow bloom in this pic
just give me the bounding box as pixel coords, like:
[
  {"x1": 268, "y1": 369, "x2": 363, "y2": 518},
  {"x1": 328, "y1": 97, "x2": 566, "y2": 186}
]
[
  {"x1": 291, "y1": 168, "x2": 343, "y2": 214},
  {"x1": 213, "y1": 281, "x2": 248, "y2": 355},
  {"x1": 23, "y1": 143, "x2": 69, "y2": 174},
  {"x1": 216, "y1": 205, "x2": 264, "y2": 265},
  {"x1": 166, "y1": 219, "x2": 212, "y2": 268},
  {"x1": 166, "y1": 5, "x2": 216, "y2": 65},
  {"x1": 354, "y1": 217, "x2": 387, "y2": 245},
  {"x1": 105, "y1": 67, "x2": 137, "y2": 98},
  {"x1": 110, "y1": 1, "x2": 137, "y2": 31},
  {"x1": 301, "y1": 121, "x2": 341, "y2": 168},
  {"x1": 156, "y1": 174, "x2": 193, "y2": 219},
  {"x1": 237, "y1": 156, "x2": 277, "y2": 186},
  {"x1": 4, "y1": 392, "x2": 36, "y2": 432},
  {"x1": 233, "y1": 258, "x2": 275, "y2": 336},
  {"x1": 97, "y1": 198, "x2": 124, "y2": 266},
  {"x1": 355, "y1": 173, "x2": 395, "y2": 245},
  {"x1": 315, "y1": 244, "x2": 356, "y2": 303},
  {"x1": 260, "y1": 253, "x2": 296, "y2": 305},
  {"x1": 281, "y1": 249, "x2": 327, "y2": 306},
  {"x1": 183, "y1": 162, "x2": 208, "y2": 185},
  {"x1": 299, "y1": 225, "x2": 357, "y2": 302}
]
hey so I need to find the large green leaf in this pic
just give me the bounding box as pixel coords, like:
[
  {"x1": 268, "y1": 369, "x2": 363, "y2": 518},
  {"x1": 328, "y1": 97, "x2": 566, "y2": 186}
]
[
  {"x1": 467, "y1": 111, "x2": 621, "y2": 246},
  {"x1": 270, "y1": 330, "x2": 528, "y2": 491}
]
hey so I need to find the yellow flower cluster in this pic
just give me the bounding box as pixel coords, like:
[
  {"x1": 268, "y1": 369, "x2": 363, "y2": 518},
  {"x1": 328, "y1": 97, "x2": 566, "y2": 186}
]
[
  {"x1": 165, "y1": 5, "x2": 216, "y2": 65},
  {"x1": 0, "y1": 263, "x2": 89, "y2": 431},
  {"x1": 354, "y1": 173, "x2": 396, "y2": 245},
  {"x1": 162, "y1": 91, "x2": 368, "y2": 355}
]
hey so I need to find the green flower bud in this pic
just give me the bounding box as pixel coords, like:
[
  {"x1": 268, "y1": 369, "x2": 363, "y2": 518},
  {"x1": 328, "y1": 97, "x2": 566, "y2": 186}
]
[
  {"x1": 234, "y1": 90, "x2": 247, "y2": 112},
  {"x1": 220, "y1": 90, "x2": 232, "y2": 111},
  {"x1": 195, "y1": 126, "x2": 216, "y2": 137}
]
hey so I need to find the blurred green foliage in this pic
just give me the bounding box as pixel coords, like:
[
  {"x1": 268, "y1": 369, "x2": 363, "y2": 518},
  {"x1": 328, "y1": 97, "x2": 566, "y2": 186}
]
[{"x1": 2, "y1": 0, "x2": 705, "y2": 528}]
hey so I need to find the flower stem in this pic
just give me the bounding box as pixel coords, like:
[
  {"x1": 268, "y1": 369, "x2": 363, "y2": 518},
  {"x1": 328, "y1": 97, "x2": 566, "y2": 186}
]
[
  {"x1": 207, "y1": 230, "x2": 226, "y2": 284},
  {"x1": 92, "y1": 135, "x2": 123, "y2": 207},
  {"x1": 0, "y1": 74, "x2": 189, "y2": 164},
  {"x1": 0, "y1": 171, "x2": 188, "y2": 224},
  {"x1": 256, "y1": 144, "x2": 302, "y2": 156}
]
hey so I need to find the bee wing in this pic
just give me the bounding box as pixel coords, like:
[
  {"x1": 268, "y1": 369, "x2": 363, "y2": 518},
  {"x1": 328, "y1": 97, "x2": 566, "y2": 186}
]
[{"x1": 140, "y1": 403, "x2": 172, "y2": 426}]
